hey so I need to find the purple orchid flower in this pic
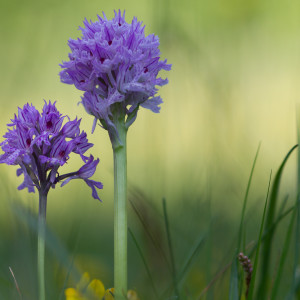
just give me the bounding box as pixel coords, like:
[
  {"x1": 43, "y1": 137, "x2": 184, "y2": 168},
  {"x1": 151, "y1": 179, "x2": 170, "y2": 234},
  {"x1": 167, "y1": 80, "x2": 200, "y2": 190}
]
[
  {"x1": 0, "y1": 101, "x2": 102, "y2": 200},
  {"x1": 60, "y1": 10, "x2": 171, "y2": 145}
]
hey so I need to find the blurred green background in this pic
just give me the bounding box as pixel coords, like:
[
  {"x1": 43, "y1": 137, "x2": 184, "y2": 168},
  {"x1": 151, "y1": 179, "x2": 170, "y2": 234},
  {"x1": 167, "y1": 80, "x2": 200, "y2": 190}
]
[{"x1": 0, "y1": 0, "x2": 300, "y2": 299}]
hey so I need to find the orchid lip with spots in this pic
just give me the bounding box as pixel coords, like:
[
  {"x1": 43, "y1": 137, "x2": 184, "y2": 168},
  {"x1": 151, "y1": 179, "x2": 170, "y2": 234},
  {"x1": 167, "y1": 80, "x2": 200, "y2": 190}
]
[{"x1": 0, "y1": 100, "x2": 103, "y2": 200}]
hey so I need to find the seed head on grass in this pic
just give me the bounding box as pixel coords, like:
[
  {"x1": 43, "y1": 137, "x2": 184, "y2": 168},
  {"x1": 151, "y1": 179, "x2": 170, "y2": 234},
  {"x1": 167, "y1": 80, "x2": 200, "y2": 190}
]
[
  {"x1": 0, "y1": 101, "x2": 103, "y2": 200},
  {"x1": 238, "y1": 252, "x2": 253, "y2": 298},
  {"x1": 60, "y1": 10, "x2": 171, "y2": 144}
]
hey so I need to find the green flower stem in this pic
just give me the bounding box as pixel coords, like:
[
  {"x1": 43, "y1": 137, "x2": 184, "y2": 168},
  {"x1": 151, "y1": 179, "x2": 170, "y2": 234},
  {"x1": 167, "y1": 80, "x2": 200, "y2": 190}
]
[
  {"x1": 38, "y1": 192, "x2": 47, "y2": 300},
  {"x1": 113, "y1": 117, "x2": 128, "y2": 299}
]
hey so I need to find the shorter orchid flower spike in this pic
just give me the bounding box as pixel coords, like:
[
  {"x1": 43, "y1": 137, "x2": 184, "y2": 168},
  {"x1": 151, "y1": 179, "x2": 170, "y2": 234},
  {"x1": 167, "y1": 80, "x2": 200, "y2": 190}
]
[{"x1": 0, "y1": 101, "x2": 103, "y2": 200}]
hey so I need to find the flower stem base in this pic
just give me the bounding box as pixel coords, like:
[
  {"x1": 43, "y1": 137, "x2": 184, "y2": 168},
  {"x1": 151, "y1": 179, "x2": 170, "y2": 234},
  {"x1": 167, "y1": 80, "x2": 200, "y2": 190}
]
[
  {"x1": 112, "y1": 116, "x2": 128, "y2": 300},
  {"x1": 38, "y1": 192, "x2": 47, "y2": 300}
]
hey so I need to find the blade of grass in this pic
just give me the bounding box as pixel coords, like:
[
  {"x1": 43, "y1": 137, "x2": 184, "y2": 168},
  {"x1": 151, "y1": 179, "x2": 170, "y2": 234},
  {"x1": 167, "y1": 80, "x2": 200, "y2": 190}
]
[
  {"x1": 229, "y1": 258, "x2": 239, "y2": 300},
  {"x1": 287, "y1": 105, "x2": 300, "y2": 299},
  {"x1": 248, "y1": 170, "x2": 272, "y2": 300},
  {"x1": 237, "y1": 143, "x2": 261, "y2": 250},
  {"x1": 205, "y1": 192, "x2": 214, "y2": 300},
  {"x1": 160, "y1": 232, "x2": 206, "y2": 300},
  {"x1": 271, "y1": 205, "x2": 296, "y2": 300},
  {"x1": 199, "y1": 200, "x2": 294, "y2": 300},
  {"x1": 229, "y1": 143, "x2": 261, "y2": 300},
  {"x1": 197, "y1": 261, "x2": 232, "y2": 299},
  {"x1": 177, "y1": 233, "x2": 206, "y2": 288},
  {"x1": 221, "y1": 194, "x2": 290, "y2": 286},
  {"x1": 12, "y1": 203, "x2": 82, "y2": 283},
  {"x1": 8, "y1": 267, "x2": 22, "y2": 300},
  {"x1": 58, "y1": 226, "x2": 82, "y2": 300},
  {"x1": 277, "y1": 195, "x2": 289, "y2": 220},
  {"x1": 257, "y1": 144, "x2": 298, "y2": 299},
  {"x1": 129, "y1": 197, "x2": 171, "y2": 272},
  {"x1": 248, "y1": 204, "x2": 295, "y2": 258},
  {"x1": 290, "y1": 200, "x2": 300, "y2": 299},
  {"x1": 128, "y1": 227, "x2": 159, "y2": 299},
  {"x1": 162, "y1": 198, "x2": 180, "y2": 299},
  {"x1": 238, "y1": 227, "x2": 247, "y2": 299}
]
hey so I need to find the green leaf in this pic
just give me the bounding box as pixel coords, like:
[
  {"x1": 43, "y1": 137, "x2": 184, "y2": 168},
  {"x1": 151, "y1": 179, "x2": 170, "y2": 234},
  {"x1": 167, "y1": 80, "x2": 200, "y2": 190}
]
[{"x1": 128, "y1": 228, "x2": 159, "y2": 299}]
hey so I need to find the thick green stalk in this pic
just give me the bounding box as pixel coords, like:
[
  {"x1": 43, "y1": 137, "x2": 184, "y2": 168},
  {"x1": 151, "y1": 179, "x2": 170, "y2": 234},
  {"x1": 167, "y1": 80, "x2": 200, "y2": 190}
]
[
  {"x1": 38, "y1": 192, "x2": 47, "y2": 300},
  {"x1": 113, "y1": 118, "x2": 128, "y2": 299}
]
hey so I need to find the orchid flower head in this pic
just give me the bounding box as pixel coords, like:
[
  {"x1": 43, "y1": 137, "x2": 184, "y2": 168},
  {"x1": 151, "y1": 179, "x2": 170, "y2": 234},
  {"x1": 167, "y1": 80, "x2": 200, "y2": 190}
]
[
  {"x1": 0, "y1": 101, "x2": 103, "y2": 200},
  {"x1": 60, "y1": 10, "x2": 171, "y2": 144}
]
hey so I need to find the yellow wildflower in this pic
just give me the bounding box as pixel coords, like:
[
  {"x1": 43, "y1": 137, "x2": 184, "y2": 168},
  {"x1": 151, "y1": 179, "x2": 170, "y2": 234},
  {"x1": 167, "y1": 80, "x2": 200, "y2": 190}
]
[
  {"x1": 65, "y1": 272, "x2": 105, "y2": 300},
  {"x1": 127, "y1": 290, "x2": 140, "y2": 300},
  {"x1": 103, "y1": 288, "x2": 114, "y2": 300},
  {"x1": 65, "y1": 273, "x2": 139, "y2": 300}
]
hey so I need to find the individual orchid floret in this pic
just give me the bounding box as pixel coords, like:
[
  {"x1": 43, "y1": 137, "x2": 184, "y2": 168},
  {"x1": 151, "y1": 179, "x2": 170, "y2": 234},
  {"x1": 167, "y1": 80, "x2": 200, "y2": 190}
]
[
  {"x1": 0, "y1": 101, "x2": 102, "y2": 200},
  {"x1": 60, "y1": 10, "x2": 171, "y2": 145},
  {"x1": 60, "y1": 155, "x2": 103, "y2": 201},
  {"x1": 61, "y1": 117, "x2": 81, "y2": 138}
]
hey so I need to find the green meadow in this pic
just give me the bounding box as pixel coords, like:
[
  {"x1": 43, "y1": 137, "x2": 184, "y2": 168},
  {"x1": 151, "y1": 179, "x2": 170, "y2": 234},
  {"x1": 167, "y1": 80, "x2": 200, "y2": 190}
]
[{"x1": 0, "y1": 0, "x2": 300, "y2": 299}]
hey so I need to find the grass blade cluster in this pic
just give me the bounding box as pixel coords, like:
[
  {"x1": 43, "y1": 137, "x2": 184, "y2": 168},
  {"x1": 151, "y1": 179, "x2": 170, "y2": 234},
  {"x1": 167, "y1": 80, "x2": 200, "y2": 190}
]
[
  {"x1": 162, "y1": 198, "x2": 180, "y2": 299},
  {"x1": 128, "y1": 228, "x2": 159, "y2": 299},
  {"x1": 247, "y1": 171, "x2": 272, "y2": 300},
  {"x1": 270, "y1": 207, "x2": 296, "y2": 300},
  {"x1": 289, "y1": 106, "x2": 300, "y2": 299},
  {"x1": 229, "y1": 143, "x2": 261, "y2": 300},
  {"x1": 257, "y1": 144, "x2": 298, "y2": 299}
]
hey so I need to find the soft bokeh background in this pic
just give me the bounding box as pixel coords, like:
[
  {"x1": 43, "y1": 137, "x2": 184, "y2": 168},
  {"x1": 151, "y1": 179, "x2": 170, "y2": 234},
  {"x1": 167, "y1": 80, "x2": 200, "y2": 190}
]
[{"x1": 0, "y1": 0, "x2": 300, "y2": 299}]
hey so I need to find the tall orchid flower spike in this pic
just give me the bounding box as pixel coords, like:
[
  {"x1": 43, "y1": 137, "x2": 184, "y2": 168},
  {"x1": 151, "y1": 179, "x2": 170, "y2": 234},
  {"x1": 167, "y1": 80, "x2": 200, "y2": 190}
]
[
  {"x1": 60, "y1": 10, "x2": 171, "y2": 299},
  {"x1": 0, "y1": 101, "x2": 102, "y2": 300}
]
